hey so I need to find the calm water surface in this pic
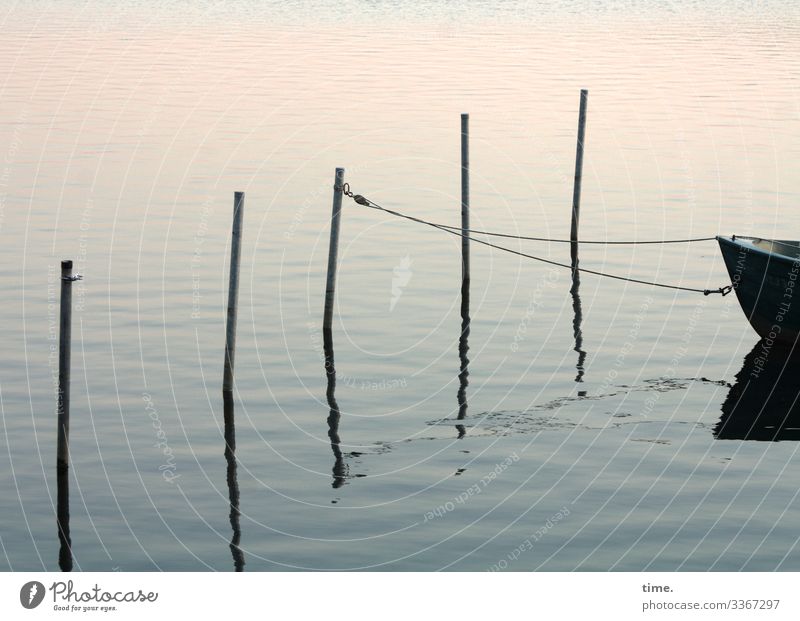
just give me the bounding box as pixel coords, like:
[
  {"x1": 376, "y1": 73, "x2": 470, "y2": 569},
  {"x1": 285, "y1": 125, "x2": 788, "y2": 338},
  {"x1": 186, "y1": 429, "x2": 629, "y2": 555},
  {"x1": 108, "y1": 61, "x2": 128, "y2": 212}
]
[{"x1": 1, "y1": 1, "x2": 800, "y2": 570}]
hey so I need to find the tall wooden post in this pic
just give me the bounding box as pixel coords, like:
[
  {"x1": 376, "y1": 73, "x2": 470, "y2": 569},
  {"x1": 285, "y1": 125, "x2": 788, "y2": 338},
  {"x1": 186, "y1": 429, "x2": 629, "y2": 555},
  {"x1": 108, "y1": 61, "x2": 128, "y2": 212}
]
[
  {"x1": 460, "y1": 114, "x2": 470, "y2": 283},
  {"x1": 323, "y1": 168, "x2": 345, "y2": 347},
  {"x1": 570, "y1": 89, "x2": 589, "y2": 253},
  {"x1": 57, "y1": 260, "x2": 73, "y2": 471},
  {"x1": 223, "y1": 192, "x2": 244, "y2": 393}
]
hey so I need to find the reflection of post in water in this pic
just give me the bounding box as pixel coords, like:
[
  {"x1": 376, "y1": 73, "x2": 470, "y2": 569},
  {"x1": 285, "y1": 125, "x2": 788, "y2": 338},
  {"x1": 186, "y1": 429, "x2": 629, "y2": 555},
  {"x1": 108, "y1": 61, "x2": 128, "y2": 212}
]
[
  {"x1": 570, "y1": 241, "x2": 586, "y2": 383},
  {"x1": 56, "y1": 465, "x2": 72, "y2": 571},
  {"x1": 324, "y1": 330, "x2": 348, "y2": 488},
  {"x1": 456, "y1": 278, "x2": 470, "y2": 439},
  {"x1": 223, "y1": 392, "x2": 245, "y2": 571},
  {"x1": 716, "y1": 340, "x2": 800, "y2": 441}
]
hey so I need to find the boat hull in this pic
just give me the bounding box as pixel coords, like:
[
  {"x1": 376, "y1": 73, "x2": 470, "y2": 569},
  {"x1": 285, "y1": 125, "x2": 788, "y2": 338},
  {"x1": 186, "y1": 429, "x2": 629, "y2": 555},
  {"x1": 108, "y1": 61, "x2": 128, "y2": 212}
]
[{"x1": 718, "y1": 236, "x2": 800, "y2": 344}]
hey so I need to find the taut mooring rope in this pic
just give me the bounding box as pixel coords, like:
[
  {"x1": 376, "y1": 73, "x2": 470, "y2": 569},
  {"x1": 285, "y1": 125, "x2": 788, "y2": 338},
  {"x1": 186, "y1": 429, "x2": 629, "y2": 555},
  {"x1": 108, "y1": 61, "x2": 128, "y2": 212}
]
[
  {"x1": 340, "y1": 184, "x2": 732, "y2": 296},
  {"x1": 433, "y1": 224, "x2": 715, "y2": 245}
]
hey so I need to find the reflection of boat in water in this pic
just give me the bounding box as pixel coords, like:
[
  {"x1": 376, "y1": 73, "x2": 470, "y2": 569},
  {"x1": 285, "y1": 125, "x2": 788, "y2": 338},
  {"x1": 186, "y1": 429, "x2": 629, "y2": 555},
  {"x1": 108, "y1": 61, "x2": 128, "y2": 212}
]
[
  {"x1": 716, "y1": 340, "x2": 800, "y2": 441},
  {"x1": 718, "y1": 236, "x2": 800, "y2": 344}
]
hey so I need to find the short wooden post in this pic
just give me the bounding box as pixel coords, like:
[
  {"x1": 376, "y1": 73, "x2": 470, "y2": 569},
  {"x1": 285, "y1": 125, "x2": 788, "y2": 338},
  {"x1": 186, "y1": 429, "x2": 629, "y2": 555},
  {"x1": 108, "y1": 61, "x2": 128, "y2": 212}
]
[
  {"x1": 223, "y1": 192, "x2": 244, "y2": 393},
  {"x1": 460, "y1": 113, "x2": 470, "y2": 283},
  {"x1": 57, "y1": 260, "x2": 73, "y2": 471},
  {"x1": 323, "y1": 168, "x2": 345, "y2": 344},
  {"x1": 570, "y1": 89, "x2": 588, "y2": 249}
]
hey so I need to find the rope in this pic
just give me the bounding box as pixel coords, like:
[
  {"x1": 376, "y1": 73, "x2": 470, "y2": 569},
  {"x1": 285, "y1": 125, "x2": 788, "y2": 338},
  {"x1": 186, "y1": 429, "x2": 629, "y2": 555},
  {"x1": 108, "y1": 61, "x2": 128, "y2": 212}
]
[
  {"x1": 340, "y1": 185, "x2": 733, "y2": 296},
  {"x1": 433, "y1": 223, "x2": 715, "y2": 245}
]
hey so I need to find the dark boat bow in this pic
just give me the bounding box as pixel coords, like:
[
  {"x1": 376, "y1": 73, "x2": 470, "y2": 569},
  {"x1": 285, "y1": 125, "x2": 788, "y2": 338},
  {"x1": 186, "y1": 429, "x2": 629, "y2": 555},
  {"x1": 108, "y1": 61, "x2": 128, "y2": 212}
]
[{"x1": 718, "y1": 235, "x2": 800, "y2": 344}]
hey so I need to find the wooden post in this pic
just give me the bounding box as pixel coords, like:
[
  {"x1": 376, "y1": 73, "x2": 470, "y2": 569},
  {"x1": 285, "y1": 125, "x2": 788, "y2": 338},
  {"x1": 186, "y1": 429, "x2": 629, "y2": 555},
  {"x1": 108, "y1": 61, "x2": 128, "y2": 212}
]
[
  {"x1": 570, "y1": 89, "x2": 588, "y2": 249},
  {"x1": 460, "y1": 113, "x2": 470, "y2": 283},
  {"x1": 323, "y1": 168, "x2": 345, "y2": 343},
  {"x1": 57, "y1": 260, "x2": 73, "y2": 471},
  {"x1": 223, "y1": 192, "x2": 244, "y2": 393}
]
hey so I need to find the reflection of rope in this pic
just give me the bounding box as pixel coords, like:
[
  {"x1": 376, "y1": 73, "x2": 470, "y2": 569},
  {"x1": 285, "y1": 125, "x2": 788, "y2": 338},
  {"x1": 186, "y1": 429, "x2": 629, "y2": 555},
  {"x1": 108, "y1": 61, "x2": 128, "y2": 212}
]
[{"x1": 341, "y1": 185, "x2": 732, "y2": 296}]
